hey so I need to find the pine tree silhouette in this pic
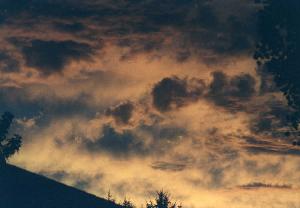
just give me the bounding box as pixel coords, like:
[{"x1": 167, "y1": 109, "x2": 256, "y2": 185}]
[
  {"x1": 147, "y1": 191, "x2": 180, "y2": 208},
  {"x1": 122, "y1": 198, "x2": 135, "y2": 208}
]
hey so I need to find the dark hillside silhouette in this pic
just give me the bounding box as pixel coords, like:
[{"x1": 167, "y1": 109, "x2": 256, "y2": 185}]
[{"x1": 0, "y1": 164, "x2": 122, "y2": 208}]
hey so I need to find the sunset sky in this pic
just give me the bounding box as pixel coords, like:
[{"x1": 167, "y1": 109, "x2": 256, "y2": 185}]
[{"x1": 1, "y1": 1, "x2": 300, "y2": 207}]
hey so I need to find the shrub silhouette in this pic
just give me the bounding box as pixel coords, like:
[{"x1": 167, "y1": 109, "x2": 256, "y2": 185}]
[{"x1": 0, "y1": 112, "x2": 22, "y2": 166}]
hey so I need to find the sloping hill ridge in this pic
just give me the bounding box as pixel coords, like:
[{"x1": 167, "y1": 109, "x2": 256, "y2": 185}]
[{"x1": 0, "y1": 164, "x2": 122, "y2": 208}]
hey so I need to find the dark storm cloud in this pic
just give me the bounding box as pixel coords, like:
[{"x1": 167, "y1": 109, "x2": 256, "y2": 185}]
[
  {"x1": 209, "y1": 167, "x2": 224, "y2": 188},
  {"x1": 242, "y1": 135, "x2": 300, "y2": 156},
  {"x1": 0, "y1": 85, "x2": 93, "y2": 120},
  {"x1": 40, "y1": 170, "x2": 92, "y2": 190},
  {"x1": 18, "y1": 40, "x2": 93, "y2": 75},
  {"x1": 152, "y1": 77, "x2": 188, "y2": 112},
  {"x1": 106, "y1": 102, "x2": 134, "y2": 125},
  {"x1": 152, "y1": 76, "x2": 205, "y2": 112},
  {"x1": 39, "y1": 170, "x2": 69, "y2": 182},
  {"x1": 0, "y1": 87, "x2": 42, "y2": 118},
  {"x1": 243, "y1": 159, "x2": 281, "y2": 176},
  {"x1": 257, "y1": 69, "x2": 278, "y2": 94},
  {"x1": 82, "y1": 122, "x2": 188, "y2": 158},
  {"x1": 53, "y1": 22, "x2": 86, "y2": 33},
  {"x1": 126, "y1": 0, "x2": 256, "y2": 57},
  {"x1": 247, "y1": 96, "x2": 300, "y2": 145},
  {"x1": 139, "y1": 124, "x2": 187, "y2": 142},
  {"x1": 246, "y1": 146, "x2": 300, "y2": 156},
  {"x1": 0, "y1": 0, "x2": 98, "y2": 20},
  {"x1": 207, "y1": 71, "x2": 256, "y2": 109},
  {"x1": 73, "y1": 179, "x2": 90, "y2": 190},
  {"x1": 239, "y1": 182, "x2": 292, "y2": 189},
  {"x1": 0, "y1": 52, "x2": 20, "y2": 72},
  {"x1": 117, "y1": 37, "x2": 164, "y2": 61},
  {"x1": 84, "y1": 125, "x2": 148, "y2": 157},
  {"x1": 250, "y1": 100, "x2": 292, "y2": 136},
  {"x1": 151, "y1": 72, "x2": 257, "y2": 112},
  {"x1": 0, "y1": 0, "x2": 258, "y2": 63}
]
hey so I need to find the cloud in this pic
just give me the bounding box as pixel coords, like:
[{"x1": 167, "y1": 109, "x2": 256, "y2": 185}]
[
  {"x1": 207, "y1": 71, "x2": 256, "y2": 109},
  {"x1": 114, "y1": 0, "x2": 257, "y2": 62},
  {"x1": 0, "y1": 51, "x2": 20, "y2": 73},
  {"x1": 0, "y1": 0, "x2": 99, "y2": 20},
  {"x1": 238, "y1": 182, "x2": 292, "y2": 189},
  {"x1": 0, "y1": 85, "x2": 93, "y2": 120},
  {"x1": 53, "y1": 21, "x2": 86, "y2": 33},
  {"x1": 152, "y1": 76, "x2": 205, "y2": 112},
  {"x1": 151, "y1": 161, "x2": 186, "y2": 171},
  {"x1": 80, "y1": 117, "x2": 188, "y2": 158},
  {"x1": 83, "y1": 125, "x2": 148, "y2": 157},
  {"x1": 18, "y1": 40, "x2": 93, "y2": 75},
  {"x1": 40, "y1": 170, "x2": 68, "y2": 182},
  {"x1": 246, "y1": 145, "x2": 300, "y2": 156},
  {"x1": 138, "y1": 123, "x2": 187, "y2": 144},
  {"x1": 40, "y1": 169, "x2": 93, "y2": 191},
  {"x1": 106, "y1": 102, "x2": 135, "y2": 125},
  {"x1": 249, "y1": 98, "x2": 293, "y2": 137},
  {"x1": 151, "y1": 71, "x2": 256, "y2": 113},
  {"x1": 0, "y1": 0, "x2": 258, "y2": 64},
  {"x1": 1, "y1": 1, "x2": 299, "y2": 207}
]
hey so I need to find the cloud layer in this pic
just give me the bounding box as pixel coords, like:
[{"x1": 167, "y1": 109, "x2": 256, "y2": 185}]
[{"x1": 0, "y1": 1, "x2": 299, "y2": 208}]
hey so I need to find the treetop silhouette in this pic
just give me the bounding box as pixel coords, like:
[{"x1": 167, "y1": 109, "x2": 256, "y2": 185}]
[
  {"x1": 0, "y1": 112, "x2": 22, "y2": 166},
  {"x1": 254, "y1": 0, "x2": 300, "y2": 129},
  {"x1": 147, "y1": 191, "x2": 181, "y2": 208}
]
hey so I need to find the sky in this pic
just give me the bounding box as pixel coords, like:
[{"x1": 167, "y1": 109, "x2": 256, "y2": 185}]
[{"x1": 1, "y1": 0, "x2": 300, "y2": 207}]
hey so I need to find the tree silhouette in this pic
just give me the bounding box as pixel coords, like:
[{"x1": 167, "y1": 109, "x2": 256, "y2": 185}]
[
  {"x1": 107, "y1": 190, "x2": 116, "y2": 203},
  {"x1": 254, "y1": 0, "x2": 300, "y2": 129},
  {"x1": 0, "y1": 112, "x2": 22, "y2": 166},
  {"x1": 147, "y1": 191, "x2": 180, "y2": 208},
  {"x1": 122, "y1": 198, "x2": 135, "y2": 208}
]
